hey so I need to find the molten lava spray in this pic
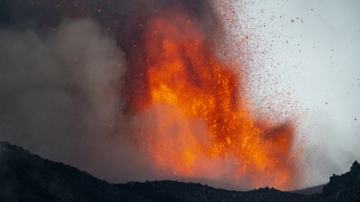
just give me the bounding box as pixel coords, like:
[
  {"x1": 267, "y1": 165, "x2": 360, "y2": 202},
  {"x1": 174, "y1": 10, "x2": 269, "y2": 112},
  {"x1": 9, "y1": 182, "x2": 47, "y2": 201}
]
[
  {"x1": 0, "y1": 0, "x2": 303, "y2": 191},
  {"x1": 120, "y1": 5, "x2": 301, "y2": 190}
]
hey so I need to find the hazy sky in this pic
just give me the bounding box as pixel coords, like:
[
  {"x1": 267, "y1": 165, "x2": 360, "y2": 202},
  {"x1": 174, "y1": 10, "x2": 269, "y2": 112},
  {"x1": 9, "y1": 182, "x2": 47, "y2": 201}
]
[{"x1": 245, "y1": 0, "x2": 360, "y2": 186}]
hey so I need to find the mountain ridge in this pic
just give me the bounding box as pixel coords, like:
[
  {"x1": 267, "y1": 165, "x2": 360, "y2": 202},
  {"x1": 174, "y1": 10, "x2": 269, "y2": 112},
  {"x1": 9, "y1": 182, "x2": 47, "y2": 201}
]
[{"x1": 1, "y1": 140, "x2": 359, "y2": 201}]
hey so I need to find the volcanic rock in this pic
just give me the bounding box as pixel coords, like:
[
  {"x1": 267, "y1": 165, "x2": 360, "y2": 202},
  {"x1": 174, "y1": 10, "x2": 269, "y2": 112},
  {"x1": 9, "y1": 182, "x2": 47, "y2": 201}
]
[
  {"x1": 117, "y1": 181, "x2": 329, "y2": 202},
  {"x1": 323, "y1": 161, "x2": 360, "y2": 201},
  {"x1": 0, "y1": 140, "x2": 359, "y2": 202},
  {"x1": 0, "y1": 141, "x2": 151, "y2": 202}
]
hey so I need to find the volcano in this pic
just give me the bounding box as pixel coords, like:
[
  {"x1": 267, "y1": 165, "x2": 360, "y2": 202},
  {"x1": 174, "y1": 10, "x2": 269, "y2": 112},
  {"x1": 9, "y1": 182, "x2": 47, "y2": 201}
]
[{"x1": 0, "y1": 0, "x2": 305, "y2": 191}]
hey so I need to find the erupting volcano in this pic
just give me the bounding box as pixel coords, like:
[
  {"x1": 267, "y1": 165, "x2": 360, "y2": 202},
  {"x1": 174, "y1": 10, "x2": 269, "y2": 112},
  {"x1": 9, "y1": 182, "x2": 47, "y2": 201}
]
[
  {"x1": 0, "y1": 0, "x2": 305, "y2": 192},
  {"x1": 120, "y1": 6, "x2": 301, "y2": 190}
]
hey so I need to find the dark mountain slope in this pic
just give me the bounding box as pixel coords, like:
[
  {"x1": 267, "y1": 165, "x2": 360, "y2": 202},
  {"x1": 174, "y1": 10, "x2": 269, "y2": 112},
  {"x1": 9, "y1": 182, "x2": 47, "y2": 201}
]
[
  {"x1": 0, "y1": 141, "x2": 151, "y2": 202},
  {"x1": 0, "y1": 140, "x2": 359, "y2": 202},
  {"x1": 290, "y1": 184, "x2": 325, "y2": 195},
  {"x1": 116, "y1": 180, "x2": 323, "y2": 202}
]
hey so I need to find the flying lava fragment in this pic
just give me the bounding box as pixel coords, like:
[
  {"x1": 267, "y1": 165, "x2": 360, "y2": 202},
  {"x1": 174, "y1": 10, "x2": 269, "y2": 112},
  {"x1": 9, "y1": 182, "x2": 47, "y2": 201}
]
[{"x1": 121, "y1": 6, "x2": 301, "y2": 190}]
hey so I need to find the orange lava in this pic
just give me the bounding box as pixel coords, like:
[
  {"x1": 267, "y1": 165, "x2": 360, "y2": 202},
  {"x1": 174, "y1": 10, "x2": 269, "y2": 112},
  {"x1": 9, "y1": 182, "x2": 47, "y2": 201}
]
[{"x1": 123, "y1": 8, "x2": 300, "y2": 190}]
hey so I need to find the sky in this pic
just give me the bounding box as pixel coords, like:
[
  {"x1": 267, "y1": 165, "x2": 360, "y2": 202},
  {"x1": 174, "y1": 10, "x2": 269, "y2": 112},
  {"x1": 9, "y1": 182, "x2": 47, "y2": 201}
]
[{"x1": 245, "y1": 0, "x2": 360, "y2": 186}]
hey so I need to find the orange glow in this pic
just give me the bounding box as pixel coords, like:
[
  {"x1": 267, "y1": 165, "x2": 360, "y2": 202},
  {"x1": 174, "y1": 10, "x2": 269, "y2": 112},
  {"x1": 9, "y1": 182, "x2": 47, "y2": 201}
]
[{"x1": 123, "y1": 9, "x2": 300, "y2": 190}]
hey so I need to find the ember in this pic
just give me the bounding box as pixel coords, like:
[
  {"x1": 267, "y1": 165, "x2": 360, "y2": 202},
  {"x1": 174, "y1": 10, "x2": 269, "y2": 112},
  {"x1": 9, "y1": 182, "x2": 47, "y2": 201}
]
[
  {"x1": 0, "y1": 0, "x2": 304, "y2": 191},
  {"x1": 121, "y1": 6, "x2": 300, "y2": 190}
]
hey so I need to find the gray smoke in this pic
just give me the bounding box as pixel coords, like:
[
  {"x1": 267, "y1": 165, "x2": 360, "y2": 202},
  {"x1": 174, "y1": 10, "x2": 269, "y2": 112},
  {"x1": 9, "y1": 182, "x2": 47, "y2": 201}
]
[
  {"x1": 0, "y1": 19, "x2": 156, "y2": 182},
  {"x1": 0, "y1": 0, "x2": 222, "y2": 185}
]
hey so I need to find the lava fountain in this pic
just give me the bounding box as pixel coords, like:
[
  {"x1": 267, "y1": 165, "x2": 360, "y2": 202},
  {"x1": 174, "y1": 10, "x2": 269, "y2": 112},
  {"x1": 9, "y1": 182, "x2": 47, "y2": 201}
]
[
  {"x1": 120, "y1": 6, "x2": 301, "y2": 190},
  {"x1": 0, "y1": 0, "x2": 304, "y2": 191}
]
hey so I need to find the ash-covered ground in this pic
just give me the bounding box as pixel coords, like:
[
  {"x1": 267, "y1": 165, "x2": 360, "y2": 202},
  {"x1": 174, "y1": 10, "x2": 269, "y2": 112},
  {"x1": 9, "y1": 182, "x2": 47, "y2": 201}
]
[{"x1": 0, "y1": 141, "x2": 359, "y2": 202}]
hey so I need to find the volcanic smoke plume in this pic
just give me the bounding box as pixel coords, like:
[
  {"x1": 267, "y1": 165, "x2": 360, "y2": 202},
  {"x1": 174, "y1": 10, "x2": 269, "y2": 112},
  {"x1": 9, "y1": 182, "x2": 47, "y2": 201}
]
[{"x1": 0, "y1": 0, "x2": 303, "y2": 190}]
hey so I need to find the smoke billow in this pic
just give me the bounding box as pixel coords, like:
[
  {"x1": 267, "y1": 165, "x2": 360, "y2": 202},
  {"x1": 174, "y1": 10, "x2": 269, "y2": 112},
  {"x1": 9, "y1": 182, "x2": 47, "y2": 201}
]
[
  {"x1": 0, "y1": 18, "x2": 154, "y2": 181},
  {"x1": 0, "y1": 0, "x2": 221, "y2": 183}
]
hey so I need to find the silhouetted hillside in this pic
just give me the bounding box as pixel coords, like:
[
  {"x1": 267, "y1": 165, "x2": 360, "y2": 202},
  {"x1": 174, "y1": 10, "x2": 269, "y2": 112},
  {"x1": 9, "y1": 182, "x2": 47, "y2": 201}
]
[
  {"x1": 0, "y1": 141, "x2": 151, "y2": 202},
  {"x1": 0, "y1": 141, "x2": 359, "y2": 201}
]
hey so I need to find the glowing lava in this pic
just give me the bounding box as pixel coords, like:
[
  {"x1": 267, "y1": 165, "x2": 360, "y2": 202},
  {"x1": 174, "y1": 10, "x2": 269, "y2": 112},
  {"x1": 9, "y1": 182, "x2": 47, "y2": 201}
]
[{"x1": 122, "y1": 8, "x2": 300, "y2": 190}]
